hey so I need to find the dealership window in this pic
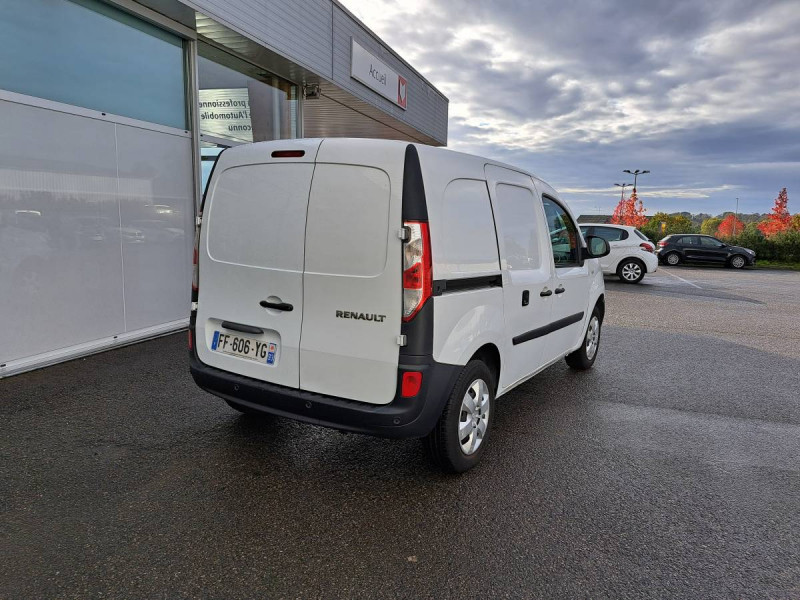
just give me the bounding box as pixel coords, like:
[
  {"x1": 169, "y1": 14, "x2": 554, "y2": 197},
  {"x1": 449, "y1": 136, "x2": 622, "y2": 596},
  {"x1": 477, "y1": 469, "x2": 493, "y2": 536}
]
[
  {"x1": 198, "y1": 43, "x2": 298, "y2": 145},
  {"x1": 0, "y1": 0, "x2": 186, "y2": 129}
]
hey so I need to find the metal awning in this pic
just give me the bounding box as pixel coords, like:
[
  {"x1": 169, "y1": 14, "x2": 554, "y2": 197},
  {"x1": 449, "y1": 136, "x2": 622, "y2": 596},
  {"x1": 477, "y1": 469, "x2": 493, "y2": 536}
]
[{"x1": 195, "y1": 13, "x2": 442, "y2": 146}]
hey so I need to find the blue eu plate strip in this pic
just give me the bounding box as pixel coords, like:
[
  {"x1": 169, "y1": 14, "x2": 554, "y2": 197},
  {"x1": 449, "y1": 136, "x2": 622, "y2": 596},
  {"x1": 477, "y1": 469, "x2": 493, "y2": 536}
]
[{"x1": 211, "y1": 331, "x2": 220, "y2": 350}]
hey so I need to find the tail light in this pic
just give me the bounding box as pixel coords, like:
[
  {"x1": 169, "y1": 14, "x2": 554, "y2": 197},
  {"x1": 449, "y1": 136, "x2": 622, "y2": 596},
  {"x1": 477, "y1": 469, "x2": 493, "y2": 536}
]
[
  {"x1": 657, "y1": 240, "x2": 667, "y2": 248},
  {"x1": 640, "y1": 242, "x2": 654, "y2": 252},
  {"x1": 402, "y1": 221, "x2": 432, "y2": 321}
]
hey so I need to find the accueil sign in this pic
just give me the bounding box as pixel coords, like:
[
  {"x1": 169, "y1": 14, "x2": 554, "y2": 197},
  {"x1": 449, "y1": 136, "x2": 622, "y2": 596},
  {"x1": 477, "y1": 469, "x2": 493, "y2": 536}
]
[{"x1": 350, "y1": 38, "x2": 407, "y2": 110}]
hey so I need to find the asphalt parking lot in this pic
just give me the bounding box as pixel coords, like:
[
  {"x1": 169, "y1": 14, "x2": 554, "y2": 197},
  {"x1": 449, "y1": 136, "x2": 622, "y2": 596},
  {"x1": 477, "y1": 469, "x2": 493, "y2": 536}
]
[{"x1": 2, "y1": 265, "x2": 799, "y2": 599}]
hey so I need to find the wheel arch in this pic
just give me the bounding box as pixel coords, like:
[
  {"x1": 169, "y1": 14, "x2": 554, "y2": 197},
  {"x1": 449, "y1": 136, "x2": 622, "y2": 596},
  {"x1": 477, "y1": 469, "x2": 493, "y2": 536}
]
[
  {"x1": 469, "y1": 343, "x2": 501, "y2": 391},
  {"x1": 594, "y1": 293, "x2": 605, "y2": 323},
  {"x1": 617, "y1": 255, "x2": 646, "y2": 272}
]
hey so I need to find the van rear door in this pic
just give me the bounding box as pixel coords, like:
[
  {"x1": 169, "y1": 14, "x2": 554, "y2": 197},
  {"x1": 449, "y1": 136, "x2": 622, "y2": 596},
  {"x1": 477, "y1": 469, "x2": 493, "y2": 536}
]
[
  {"x1": 299, "y1": 139, "x2": 404, "y2": 404},
  {"x1": 195, "y1": 140, "x2": 321, "y2": 388}
]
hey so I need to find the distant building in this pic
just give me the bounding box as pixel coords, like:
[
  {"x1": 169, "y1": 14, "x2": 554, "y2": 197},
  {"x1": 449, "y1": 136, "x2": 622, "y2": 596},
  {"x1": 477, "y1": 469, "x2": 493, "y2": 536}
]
[{"x1": 577, "y1": 214, "x2": 614, "y2": 224}]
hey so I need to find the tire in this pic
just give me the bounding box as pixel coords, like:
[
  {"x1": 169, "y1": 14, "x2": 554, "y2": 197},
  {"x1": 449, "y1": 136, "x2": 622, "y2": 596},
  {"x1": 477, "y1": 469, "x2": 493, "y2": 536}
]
[
  {"x1": 664, "y1": 252, "x2": 681, "y2": 266},
  {"x1": 565, "y1": 308, "x2": 602, "y2": 371},
  {"x1": 617, "y1": 258, "x2": 645, "y2": 283},
  {"x1": 225, "y1": 399, "x2": 271, "y2": 417},
  {"x1": 729, "y1": 254, "x2": 746, "y2": 269},
  {"x1": 425, "y1": 360, "x2": 495, "y2": 473}
]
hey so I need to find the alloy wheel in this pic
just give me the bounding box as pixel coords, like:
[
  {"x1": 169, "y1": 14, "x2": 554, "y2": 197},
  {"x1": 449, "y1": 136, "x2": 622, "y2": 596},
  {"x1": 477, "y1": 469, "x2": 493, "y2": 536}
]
[
  {"x1": 458, "y1": 378, "x2": 490, "y2": 455},
  {"x1": 585, "y1": 315, "x2": 600, "y2": 360},
  {"x1": 621, "y1": 262, "x2": 642, "y2": 281}
]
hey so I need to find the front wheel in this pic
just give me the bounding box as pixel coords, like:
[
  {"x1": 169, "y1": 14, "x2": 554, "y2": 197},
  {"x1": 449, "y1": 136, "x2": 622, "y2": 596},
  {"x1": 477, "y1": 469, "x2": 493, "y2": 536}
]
[
  {"x1": 566, "y1": 309, "x2": 602, "y2": 370},
  {"x1": 425, "y1": 360, "x2": 495, "y2": 473},
  {"x1": 729, "y1": 254, "x2": 746, "y2": 269}
]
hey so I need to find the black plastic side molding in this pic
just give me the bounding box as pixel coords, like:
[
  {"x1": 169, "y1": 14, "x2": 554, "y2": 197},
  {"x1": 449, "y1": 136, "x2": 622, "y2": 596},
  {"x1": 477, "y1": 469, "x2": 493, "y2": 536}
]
[{"x1": 512, "y1": 312, "x2": 585, "y2": 346}]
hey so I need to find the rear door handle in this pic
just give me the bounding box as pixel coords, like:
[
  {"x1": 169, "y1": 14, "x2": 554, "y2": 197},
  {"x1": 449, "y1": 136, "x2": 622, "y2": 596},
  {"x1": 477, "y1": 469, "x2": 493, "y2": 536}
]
[
  {"x1": 522, "y1": 290, "x2": 530, "y2": 306},
  {"x1": 260, "y1": 300, "x2": 293, "y2": 312},
  {"x1": 221, "y1": 321, "x2": 264, "y2": 335},
  {"x1": 554, "y1": 286, "x2": 565, "y2": 294},
  {"x1": 539, "y1": 288, "x2": 552, "y2": 297}
]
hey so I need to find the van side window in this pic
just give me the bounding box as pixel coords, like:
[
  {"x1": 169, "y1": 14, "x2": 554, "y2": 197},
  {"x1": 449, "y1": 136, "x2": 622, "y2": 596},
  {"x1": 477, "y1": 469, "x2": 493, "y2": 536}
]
[
  {"x1": 494, "y1": 184, "x2": 541, "y2": 270},
  {"x1": 441, "y1": 179, "x2": 501, "y2": 274},
  {"x1": 542, "y1": 196, "x2": 580, "y2": 267}
]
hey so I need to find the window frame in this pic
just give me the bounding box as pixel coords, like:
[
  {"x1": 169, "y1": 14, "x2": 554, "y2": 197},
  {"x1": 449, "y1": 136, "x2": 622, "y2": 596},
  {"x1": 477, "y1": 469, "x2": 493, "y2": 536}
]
[{"x1": 541, "y1": 194, "x2": 583, "y2": 268}]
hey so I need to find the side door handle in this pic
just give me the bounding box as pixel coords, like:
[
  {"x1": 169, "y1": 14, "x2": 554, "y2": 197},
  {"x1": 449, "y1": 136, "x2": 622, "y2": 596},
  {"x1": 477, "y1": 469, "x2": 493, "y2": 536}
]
[
  {"x1": 522, "y1": 290, "x2": 530, "y2": 306},
  {"x1": 260, "y1": 300, "x2": 294, "y2": 312},
  {"x1": 539, "y1": 288, "x2": 552, "y2": 297},
  {"x1": 554, "y1": 286, "x2": 566, "y2": 294}
]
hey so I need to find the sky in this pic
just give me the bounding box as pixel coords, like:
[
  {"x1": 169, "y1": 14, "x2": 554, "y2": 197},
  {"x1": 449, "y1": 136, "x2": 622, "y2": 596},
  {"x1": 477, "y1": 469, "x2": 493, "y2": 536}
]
[{"x1": 341, "y1": 0, "x2": 800, "y2": 217}]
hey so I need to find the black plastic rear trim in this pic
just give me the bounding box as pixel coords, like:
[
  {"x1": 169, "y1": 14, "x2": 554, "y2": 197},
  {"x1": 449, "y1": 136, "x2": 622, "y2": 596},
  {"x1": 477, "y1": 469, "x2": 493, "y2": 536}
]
[
  {"x1": 401, "y1": 144, "x2": 428, "y2": 221},
  {"x1": 220, "y1": 321, "x2": 263, "y2": 335},
  {"x1": 512, "y1": 311, "x2": 584, "y2": 345},
  {"x1": 400, "y1": 143, "x2": 432, "y2": 356},
  {"x1": 190, "y1": 351, "x2": 460, "y2": 439},
  {"x1": 432, "y1": 274, "x2": 502, "y2": 296}
]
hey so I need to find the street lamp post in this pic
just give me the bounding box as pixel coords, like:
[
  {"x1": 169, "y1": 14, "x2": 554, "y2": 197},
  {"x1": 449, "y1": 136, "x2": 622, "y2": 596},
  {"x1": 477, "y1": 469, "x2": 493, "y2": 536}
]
[
  {"x1": 614, "y1": 183, "x2": 630, "y2": 204},
  {"x1": 623, "y1": 169, "x2": 650, "y2": 191}
]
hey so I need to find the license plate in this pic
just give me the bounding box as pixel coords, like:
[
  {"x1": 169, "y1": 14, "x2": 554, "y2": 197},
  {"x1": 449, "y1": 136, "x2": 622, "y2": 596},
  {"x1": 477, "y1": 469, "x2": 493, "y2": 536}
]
[{"x1": 211, "y1": 331, "x2": 277, "y2": 365}]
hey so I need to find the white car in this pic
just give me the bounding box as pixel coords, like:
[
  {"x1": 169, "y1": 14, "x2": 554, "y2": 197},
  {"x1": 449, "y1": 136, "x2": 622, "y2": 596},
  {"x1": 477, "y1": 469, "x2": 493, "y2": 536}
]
[
  {"x1": 579, "y1": 223, "x2": 658, "y2": 283},
  {"x1": 190, "y1": 139, "x2": 610, "y2": 472}
]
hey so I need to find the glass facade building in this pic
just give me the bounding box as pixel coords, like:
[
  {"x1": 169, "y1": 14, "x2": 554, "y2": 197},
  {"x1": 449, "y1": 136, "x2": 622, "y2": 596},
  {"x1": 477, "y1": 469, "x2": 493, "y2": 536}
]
[{"x1": 0, "y1": 0, "x2": 448, "y2": 377}]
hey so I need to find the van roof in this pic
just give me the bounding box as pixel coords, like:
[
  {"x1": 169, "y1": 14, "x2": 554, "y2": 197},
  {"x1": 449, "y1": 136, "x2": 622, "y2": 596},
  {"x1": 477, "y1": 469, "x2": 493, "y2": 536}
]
[{"x1": 222, "y1": 138, "x2": 550, "y2": 190}]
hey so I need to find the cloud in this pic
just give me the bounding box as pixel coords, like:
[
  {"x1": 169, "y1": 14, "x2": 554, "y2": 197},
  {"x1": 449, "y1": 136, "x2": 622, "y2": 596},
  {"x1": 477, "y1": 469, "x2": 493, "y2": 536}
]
[{"x1": 342, "y1": 0, "x2": 800, "y2": 214}]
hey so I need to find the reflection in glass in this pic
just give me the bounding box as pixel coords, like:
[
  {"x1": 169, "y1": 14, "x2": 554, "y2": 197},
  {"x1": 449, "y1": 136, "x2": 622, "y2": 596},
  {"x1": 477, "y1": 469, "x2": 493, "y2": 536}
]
[
  {"x1": 198, "y1": 44, "x2": 298, "y2": 145},
  {"x1": 0, "y1": 0, "x2": 186, "y2": 129}
]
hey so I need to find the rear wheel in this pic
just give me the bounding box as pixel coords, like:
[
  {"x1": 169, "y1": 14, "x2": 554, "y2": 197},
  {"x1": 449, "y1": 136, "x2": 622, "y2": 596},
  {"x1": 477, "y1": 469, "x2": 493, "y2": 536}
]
[
  {"x1": 729, "y1": 254, "x2": 746, "y2": 269},
  {"x1": 617, "y1": 258, "x2": 645, "y2": 283},
  {"x1": 565, "y1": 309, "x2": 602, "y2": 370},
  {"x1": 664, "y1": 252, "x2": 681, "y2": 266},
  {"x1": 426, "y1": 360, "x2": 495, "y2": 473}
]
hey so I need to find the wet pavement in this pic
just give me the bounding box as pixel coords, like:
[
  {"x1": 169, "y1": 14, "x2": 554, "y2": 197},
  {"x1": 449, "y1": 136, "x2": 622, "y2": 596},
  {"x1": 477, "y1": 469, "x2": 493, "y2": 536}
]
[{"x1": 2, "y1": 266, "x2": 799, "y2": 599}]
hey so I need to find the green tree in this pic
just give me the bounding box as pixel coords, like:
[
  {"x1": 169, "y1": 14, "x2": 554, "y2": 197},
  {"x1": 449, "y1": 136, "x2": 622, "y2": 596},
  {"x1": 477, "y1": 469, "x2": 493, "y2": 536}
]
[
  {"x1": 642, "y1": 212, "x2": 697, "y2": 241},
  {"x1": 701, "y1": 217, "x2": 722, "y2": 235}
]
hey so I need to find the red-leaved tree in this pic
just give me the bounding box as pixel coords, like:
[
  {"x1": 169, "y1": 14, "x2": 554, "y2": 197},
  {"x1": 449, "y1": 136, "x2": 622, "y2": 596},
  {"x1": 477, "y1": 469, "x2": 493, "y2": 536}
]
[
  {"x1": 610, "y1": 189, "x2": 648, "y2": 228},
  {"x1": 757, "y1": 188, "x2": 791, "y2": 237},
  {"x1": 716, "y1": 214, "x2": 746, "y2": 238}
]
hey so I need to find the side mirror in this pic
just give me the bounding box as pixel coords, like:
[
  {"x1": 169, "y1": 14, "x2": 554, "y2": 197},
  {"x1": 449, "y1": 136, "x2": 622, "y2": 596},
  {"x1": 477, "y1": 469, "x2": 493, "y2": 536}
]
[{"x1": 584, "y1": 235, "x2": 610, "y2": 259}]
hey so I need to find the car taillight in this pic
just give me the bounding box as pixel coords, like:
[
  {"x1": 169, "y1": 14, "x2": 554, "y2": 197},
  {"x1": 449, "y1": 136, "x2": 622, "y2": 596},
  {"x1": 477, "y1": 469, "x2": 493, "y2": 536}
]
[
  {"x1": 657, "y1": 240, "x2": 667, "y2": 248},
  {"x1": 640, "y1": 242, "x2": 654, "y2": 252},
  {"x1": 402, "y1": 221, "x2": 432, "y2": 321}
]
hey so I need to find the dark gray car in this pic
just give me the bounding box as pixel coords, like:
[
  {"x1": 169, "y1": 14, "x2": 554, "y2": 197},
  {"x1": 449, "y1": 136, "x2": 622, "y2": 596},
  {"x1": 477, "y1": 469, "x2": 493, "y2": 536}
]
[{"x1": 657, "y1": 234, "x2": 756, "y2": 268}]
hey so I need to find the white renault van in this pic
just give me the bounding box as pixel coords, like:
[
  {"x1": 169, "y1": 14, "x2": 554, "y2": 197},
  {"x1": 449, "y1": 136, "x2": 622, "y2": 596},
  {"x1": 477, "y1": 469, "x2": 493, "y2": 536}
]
[{"x1": 189, "y1": 139, "x2": 610, "y2": 472}]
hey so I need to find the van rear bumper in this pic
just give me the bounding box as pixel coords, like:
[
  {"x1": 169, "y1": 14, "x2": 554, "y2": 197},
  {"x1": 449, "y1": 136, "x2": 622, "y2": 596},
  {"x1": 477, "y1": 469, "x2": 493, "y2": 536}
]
[{"x1": 189, "y1": 353, "x2": 461, "y2": 439}]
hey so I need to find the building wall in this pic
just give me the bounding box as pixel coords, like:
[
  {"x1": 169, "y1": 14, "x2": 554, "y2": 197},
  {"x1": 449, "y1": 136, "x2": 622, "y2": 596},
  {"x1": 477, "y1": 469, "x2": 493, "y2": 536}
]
[
  {"x1": 0, "y1": 94, "x2": 194, "y2": 373},
  {"x1": 182, "y1": 0, "x2": 448, "y2": 145}
]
